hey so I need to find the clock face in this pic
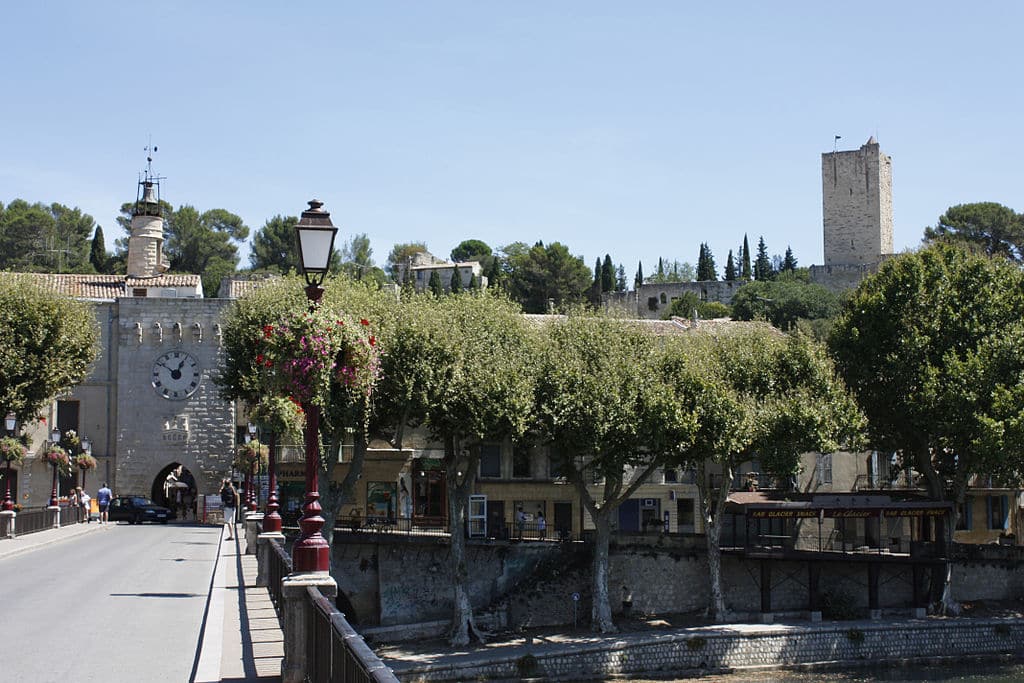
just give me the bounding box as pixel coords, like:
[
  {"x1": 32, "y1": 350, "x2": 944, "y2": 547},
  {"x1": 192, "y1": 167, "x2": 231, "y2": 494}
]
[{"x1": 152, "y1": 350, "x2": 201, "y2": 400}]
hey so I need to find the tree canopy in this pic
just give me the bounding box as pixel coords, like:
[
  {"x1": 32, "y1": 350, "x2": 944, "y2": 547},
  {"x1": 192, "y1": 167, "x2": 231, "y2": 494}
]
[
  {"x1": 730, "y1": 275, "x2": 840, "y2": 331},
  {"x1": 0, "y1": 200, "x2": 99, "y2": 273},
  {"x1": 829, "y1": 242, "x2": 1024, "y2": 500},
  {"x1": 924, "y1": 202, "x2": 1024, "y2": 263},
  {"x1": 0, "y1": 276, "x2": 99, "y2": 424},
  {"x1": 503, "y1": 241, "x2": 592, "y2": 313}
]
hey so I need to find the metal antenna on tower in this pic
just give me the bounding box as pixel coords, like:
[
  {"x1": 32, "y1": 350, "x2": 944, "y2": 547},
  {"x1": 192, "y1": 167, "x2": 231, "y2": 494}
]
[
  {"x1": 144, "y1": 136, "x2": 159, "y2": 181},
  {"x1": 833, "y1": 134, "x2": 841, "y2": 154}
]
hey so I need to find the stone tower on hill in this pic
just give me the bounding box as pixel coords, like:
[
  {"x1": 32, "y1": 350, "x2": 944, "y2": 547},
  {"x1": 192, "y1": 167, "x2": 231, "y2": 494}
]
[{"x1": 811, "y1": 137, "x2": 894, "y2": 290}]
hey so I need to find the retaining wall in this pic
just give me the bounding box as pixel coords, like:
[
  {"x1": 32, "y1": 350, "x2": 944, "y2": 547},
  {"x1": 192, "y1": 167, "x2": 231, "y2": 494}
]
[{"x1": 395, "y1": 618, "x2": 1024, "y2": 682}]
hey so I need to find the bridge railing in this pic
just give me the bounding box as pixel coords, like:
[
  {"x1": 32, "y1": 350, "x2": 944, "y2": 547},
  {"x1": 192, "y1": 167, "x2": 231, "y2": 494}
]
[
  {"x1": 265, "y1": 537, "x2": 398, "y2": 683},
  {"x1": 306, "y1": 586, "x2": 397, "y2": 683},
  {"x1": 3, "y1": 505, "x2": 82, "y2": 537}
]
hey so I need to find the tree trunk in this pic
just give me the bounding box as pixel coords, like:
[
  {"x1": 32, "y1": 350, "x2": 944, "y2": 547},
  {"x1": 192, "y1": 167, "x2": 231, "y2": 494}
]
[
  {"x1": 317, "y1": 433, "x2": 370, "y2": 563},
  {"x1": 699, "y1": 461, "x2": 734, "y2": 622},
  {"x1": 589, "y1": 510, "x2": 616, "y2": 633},
  {"x1": 445, "y1": 434, "x2": 486, "y2": 646},
  {"x1": 912, "y1": 447, "x2": 961, "y2": 616}
]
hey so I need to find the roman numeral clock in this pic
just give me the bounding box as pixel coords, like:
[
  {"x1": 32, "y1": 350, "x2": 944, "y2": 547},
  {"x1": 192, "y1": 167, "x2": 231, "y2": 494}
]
[{"x1": 151, "y1": 350, "x2": 201, "y2": 400}]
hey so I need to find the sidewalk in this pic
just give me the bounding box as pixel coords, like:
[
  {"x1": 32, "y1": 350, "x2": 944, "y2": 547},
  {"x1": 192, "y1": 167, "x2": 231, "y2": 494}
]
[{"x1": 195, "y1": 526, "x2": 284, "y2": 683}]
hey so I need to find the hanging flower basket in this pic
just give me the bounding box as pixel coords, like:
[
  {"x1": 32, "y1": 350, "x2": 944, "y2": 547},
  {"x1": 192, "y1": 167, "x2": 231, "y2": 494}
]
[
  {"x1": 257, "y1": 309, "x2": 380, "y2": 407},
  {"x1": 234, "y1": 441, "x2": 269, "y2": 475},
  {"x1": 0, "y1": 437, "x2": 27, "y2": 465},
  {"x1": 76, "y1": 453, "x2": 98, "y2": 471},
  {"x1": 41, "y1": 445, "x2": 72, "y2": 475}
]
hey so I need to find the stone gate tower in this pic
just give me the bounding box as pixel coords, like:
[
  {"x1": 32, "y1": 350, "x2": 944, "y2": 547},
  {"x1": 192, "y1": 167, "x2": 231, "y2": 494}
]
[{"x1": 821, "y1": 137, "x2": 893, "y2": 266}]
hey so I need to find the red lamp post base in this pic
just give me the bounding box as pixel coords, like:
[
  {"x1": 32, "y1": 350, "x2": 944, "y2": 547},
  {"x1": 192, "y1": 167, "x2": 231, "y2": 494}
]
[{"x1": 292, "y1": 535, "x2": 330, "y2": 572}]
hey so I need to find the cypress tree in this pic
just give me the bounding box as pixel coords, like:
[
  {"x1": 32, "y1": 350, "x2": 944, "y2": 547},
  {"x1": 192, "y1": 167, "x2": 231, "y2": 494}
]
[
  {"x1": 487, "y1": 256, "x2": 502, "y2": 289},
  {"x1": 704, "y1": 244, "x2": 717, "y2": 281},
  {"x1": 468, "y1": 272, "x2": 479, "y2": 290},
  {"x1": 601, "y1": 254, "x2": 614, "y2": 293},
  {"x1": 449, "y1": 267, "x2": 463, "y2": 293},
  {"x1": 741, "y1": 234, "x2": 752, "y2": 280},
  {"x1": 428, "y1": 270, "x2": 444, "y2": 296},
  {"x1": 696, "y1": 244, "x2": 707, "y2": 280},
  {"x1": 724, "y1": 249, "x2": 736, "y2": 281},
  {"x1": 89, "y1": 225, "x2": 108, "y2": 273},
  {"x1": 635, "y1": 261, "x2": 644, "y2": 289},
  {"x1": 656, "y1": 257, "x2": 665, "y2": 282}
]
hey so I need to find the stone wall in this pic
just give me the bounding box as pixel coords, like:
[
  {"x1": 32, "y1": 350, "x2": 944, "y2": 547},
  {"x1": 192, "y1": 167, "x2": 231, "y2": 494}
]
[
  {"x1": 394, "y1": 618, "x2": 1024, "y2": 682},
  {"x1": 344, "y1": 536, "x2": 1024, "y2": 640},
  {"x1": 606, "y1": 281, "x2": 742, "y2": 320},
  {"x1": 114, "y1": 297, "x2": 235, "y2": 499}
]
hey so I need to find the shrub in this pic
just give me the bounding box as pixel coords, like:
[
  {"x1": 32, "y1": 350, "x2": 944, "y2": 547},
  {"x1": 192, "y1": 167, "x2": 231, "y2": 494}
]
[
  {"x1": 821, "y1": 588, "x2": 859, "y2": 620},
  {"x1": 516, "y1": 653, "x2": 539, "y2": 677}
]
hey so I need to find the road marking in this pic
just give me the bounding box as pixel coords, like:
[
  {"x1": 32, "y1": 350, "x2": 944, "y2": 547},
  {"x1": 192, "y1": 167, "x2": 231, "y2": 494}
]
[{"x1": 191, "y1": 527, "x2": 227, "y2": 683}]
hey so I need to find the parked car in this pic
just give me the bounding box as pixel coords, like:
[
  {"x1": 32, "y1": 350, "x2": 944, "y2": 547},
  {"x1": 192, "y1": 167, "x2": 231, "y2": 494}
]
[{"x1": 108, "y1": 496, "x2": 175, "y2": 525}]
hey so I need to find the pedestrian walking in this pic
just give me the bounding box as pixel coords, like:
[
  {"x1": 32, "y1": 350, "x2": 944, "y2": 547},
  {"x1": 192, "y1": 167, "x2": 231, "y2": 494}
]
[
  {"x1": 515, "y1": 506, "x2": 526, "y2": 540},
  {"x1": 221, "y1": 479, "x2": 238, "y2": 540},
  {"x1": 96, "y1": 482, "x2": 113, "y2": 524},
  {"x1": 79, "y1": 489, "x2": 91, "y2": 523},
  {"x1": 537, "y1": 510, "x2": 546, "y2": 539}
]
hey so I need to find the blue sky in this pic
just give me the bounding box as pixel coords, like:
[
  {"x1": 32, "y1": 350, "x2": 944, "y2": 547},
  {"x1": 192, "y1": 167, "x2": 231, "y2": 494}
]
[{"x1": 2, "y1": 2, "x2": 1021, "y2": 276}]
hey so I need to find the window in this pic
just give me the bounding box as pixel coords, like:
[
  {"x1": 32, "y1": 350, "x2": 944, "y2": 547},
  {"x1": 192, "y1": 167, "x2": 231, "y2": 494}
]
[
  {"x1": 816, "y1": 453, "x2": 832, "y2": 485},
  {"x1": 989, "y1": 495, "x2": 1008, "y2": 531},
  {"x1": 479, "y1": 444, "x2": 501, "y2": 478},
  {"x1": 132, "y1": 288, "x2": 147, "y2": 297},
  {"x1": 548, "y1": 449, "x2": 571, "y2": 479},
  {"x1": 663, "y1": 468, "x2": 678, "y2": 483},
  {"x1": 956, "y1": 496, "x2": 973, "y2": 531},
  {"x1": 677, "y1": 498, "x2": 695, "y2": 528},
  {"x1": 512, "y1": 446, "x2": 531, "y2": 478}
]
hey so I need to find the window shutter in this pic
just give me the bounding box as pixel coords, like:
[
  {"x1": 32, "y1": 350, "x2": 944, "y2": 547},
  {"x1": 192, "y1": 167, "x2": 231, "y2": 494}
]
[
  {"x1": 1001, "y1": 495, "x2": 1010, "y2": 531},
  {"x1": 964, "y1": 495, "x2": 973, "y2": 531}
]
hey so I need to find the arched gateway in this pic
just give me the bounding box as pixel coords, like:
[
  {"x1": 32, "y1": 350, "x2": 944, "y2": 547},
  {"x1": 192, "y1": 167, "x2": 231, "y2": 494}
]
[{"x1": 151, "y1": 462, "x2": 198, "y2": 520}]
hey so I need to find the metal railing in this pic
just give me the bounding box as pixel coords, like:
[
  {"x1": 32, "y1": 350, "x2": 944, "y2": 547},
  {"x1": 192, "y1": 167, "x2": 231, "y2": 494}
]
[
  {"x1": 333, "y1": 515, "x2": 448, "y2": 537},
  {"x1": 306, "y1": 586, "x2": 397, "y2": 683},
  {"x1": 268, "y1": 536, "x2": 292, "y2": 613},
  {"x1": 5, "y1": 505, "x2": 81, "y2": 536}
]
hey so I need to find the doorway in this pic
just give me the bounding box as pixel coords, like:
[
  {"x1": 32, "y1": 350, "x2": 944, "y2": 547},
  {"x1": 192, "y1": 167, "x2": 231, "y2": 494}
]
[{"x1": 151, "y1": 463, "x2": 197, "y2": 521}]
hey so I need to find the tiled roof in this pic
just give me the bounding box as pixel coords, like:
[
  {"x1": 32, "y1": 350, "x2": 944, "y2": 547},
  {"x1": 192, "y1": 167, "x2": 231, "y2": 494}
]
[
  {"x1": 218, "y1": 274, "x2": 280, "y2": 299},
  {"x1": 1, "y1": 272, "x2": 202, "y2": 300}
]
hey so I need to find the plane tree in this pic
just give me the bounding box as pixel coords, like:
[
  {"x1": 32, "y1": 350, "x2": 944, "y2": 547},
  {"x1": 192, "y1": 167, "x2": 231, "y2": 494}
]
[
  {"x1": 829, "y1": 242, "x2": 1024, "y2": 612},
  {"x1": 0, "y1": 275, "x2": 99, "y2": 424},
  {"x1": 534, "y1": 312, "x2": 693, "y2": 633},
  {"x1": 659, "y1": 327, "x2": 862, "y2": 621}
]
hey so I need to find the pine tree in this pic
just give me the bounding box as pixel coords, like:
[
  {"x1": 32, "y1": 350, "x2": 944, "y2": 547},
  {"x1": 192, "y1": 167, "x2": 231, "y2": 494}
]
[
  {"x1": 754, "y1": 236, "x2": 773, "y2": 281},
  {"x1": 782, "y1": 246, "x2": 798, "y2": 272},
  {"x1": 89, "y1": 225, "x2": 108, "y2": 273},
  {"x1": 741, "y1": 234, "x2": 752, "y2": 280},
  {"x1": 601, "y1": 254, "x2": 614, "y2": 293},
  {"x1": 428, "y1": 270, "x2": 444, "y2": 296},
  {"x1": 449, "y1": 267, "x2": 463, "y2": 293},
  {"x1": 635, "y1": 261, "x2": 644, "y2": 289},
  {"x1": 704, "y1": 244, "x2": 717, "y2": 281},
  {"x1": 615, "y1": 264, "x2": 627, "y2": 292},
  {"x1": 724, "y1": 249, "x2": 736, "y2": 281}
]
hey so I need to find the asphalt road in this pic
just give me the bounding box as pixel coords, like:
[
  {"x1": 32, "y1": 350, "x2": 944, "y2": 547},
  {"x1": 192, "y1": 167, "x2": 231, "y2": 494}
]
[{"x1": 1, "y1": 522, "x2": 222, "y2": 683}]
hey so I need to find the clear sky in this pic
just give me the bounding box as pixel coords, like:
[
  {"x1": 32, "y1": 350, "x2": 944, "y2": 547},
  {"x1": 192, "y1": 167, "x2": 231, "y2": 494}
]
[{"x1": 2, "y1": 2, "x2": 1021, "y2": 276}]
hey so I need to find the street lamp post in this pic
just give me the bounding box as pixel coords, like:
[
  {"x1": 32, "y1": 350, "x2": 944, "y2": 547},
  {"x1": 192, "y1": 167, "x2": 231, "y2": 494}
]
[
  {"x1": 247, "y1": 422, "x2": 258, "y2": 511},
  {"x1": 292, "y1": 199, "x2": 338, "y2": 573},
  {"x1": 49, "y1": 428, "x2": 61, "y2": 508},
  {"x1": 262, "y1": 429, "x2": 281, "y2": 533},
  {"x1": 3, "y1": 412, "x2": 16, "y2": 511}
]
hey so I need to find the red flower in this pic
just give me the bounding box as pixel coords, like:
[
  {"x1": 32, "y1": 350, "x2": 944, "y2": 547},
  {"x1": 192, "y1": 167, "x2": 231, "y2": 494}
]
[
  {"x1": 265, "y1": 360, "x2": 273, "y2": 368},
  {"x1": 369, "y1": 336, "x2": 376, "y2": 346},
  {"x1": 336, "y1": 320, "x2": 344, "y2": 326},
  {"x1": 263, "y1": 325, "x2": 274, "y2": 338},
  {"x1": 360, "y1": 319, "x2": 370, "y2": 326},
  {"x1": 38, "y1": 417, "x2": 46, "y2": 424},
  {"x1": 256, "y1": 354, "x2": 265, "y2": 364}
]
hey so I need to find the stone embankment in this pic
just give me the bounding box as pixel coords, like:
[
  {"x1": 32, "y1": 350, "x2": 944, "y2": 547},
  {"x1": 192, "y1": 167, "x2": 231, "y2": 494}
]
[{"x1": 383, "y1": 617, "x2": 1024, "y2": 682}]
